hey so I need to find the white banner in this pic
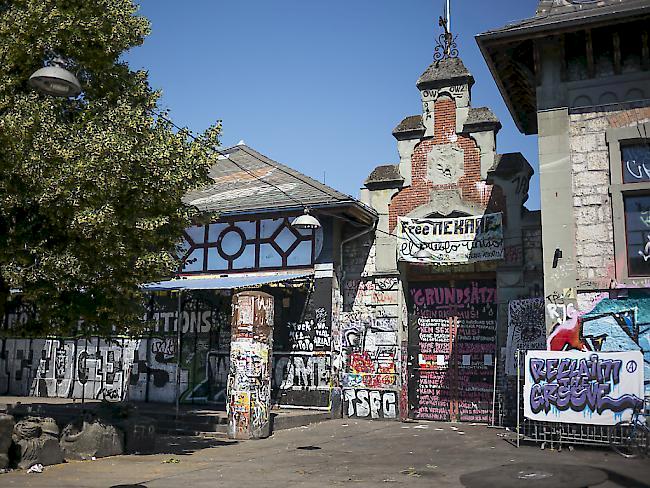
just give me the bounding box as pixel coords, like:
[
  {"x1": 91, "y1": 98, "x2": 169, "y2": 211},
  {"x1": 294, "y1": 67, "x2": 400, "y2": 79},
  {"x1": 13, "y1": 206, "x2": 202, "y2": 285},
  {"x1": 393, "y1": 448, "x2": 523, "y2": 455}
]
[
  {"x1": 523, "y1": 350, "x2": 644, "y2": 425},
  {"x1": 397, "y1": 213, "x2": 503, "y2": 264}
]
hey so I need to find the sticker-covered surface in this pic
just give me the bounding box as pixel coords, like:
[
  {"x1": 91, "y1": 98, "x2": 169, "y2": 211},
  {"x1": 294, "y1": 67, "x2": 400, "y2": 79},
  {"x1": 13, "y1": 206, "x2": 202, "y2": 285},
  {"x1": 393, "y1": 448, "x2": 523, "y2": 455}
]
[
  {"x1": 408, "y1": 280, "x2": 497, "y2": 422},
  {"x1": 227, "y1": 292, "x2": 274, "y2": 440}
]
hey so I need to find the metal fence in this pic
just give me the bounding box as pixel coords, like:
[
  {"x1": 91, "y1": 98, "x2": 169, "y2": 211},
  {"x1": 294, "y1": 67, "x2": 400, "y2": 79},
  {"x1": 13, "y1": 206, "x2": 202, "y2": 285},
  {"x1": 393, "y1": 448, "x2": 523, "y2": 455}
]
[{"x1": 512, "y1": 349, "x2": 649, "y2": 448}]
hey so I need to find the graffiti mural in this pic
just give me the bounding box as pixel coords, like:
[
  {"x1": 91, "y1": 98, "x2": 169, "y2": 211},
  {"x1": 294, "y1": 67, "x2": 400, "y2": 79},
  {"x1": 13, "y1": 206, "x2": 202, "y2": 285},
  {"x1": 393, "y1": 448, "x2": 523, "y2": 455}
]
[
  {"x1": 343, "y1": 388, "x2": 398, "y2": 419},
  {"x1": 548, "y1": 291, "x2": 650, "y2": 395},
  {"x1": 1, "y1": 285, "x2": 337, "y2": 408},
  {"x1": 524, "y1": 350, "x2": 644, "y2": 425},
  {"x1": 408, "y1": 280, "x2": 497, "y2": 423},
  {"x1": 0, "y1": 338, "x2": 137, "y2": 401},
  {"x1": 505, "y1": 298, "x2": 545, "y2": 375},
  {"x1": 340, "y1": 313, "x2": 398, "y2": 389}
]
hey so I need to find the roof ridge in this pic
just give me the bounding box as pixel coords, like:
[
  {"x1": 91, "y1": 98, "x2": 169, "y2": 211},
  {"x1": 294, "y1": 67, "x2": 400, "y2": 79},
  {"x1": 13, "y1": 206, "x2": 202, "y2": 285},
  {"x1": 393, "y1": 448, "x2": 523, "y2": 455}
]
[{"x1": 234, "y1": 145, "x2": 352, "y2": 203}]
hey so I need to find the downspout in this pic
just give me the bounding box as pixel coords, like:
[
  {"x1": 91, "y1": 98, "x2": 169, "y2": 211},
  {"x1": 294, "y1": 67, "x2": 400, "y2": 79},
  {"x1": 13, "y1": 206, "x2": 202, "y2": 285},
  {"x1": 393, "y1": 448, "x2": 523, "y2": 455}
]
[{"x1": 339, "y1": 218, "x2": 378, "y2": 286}]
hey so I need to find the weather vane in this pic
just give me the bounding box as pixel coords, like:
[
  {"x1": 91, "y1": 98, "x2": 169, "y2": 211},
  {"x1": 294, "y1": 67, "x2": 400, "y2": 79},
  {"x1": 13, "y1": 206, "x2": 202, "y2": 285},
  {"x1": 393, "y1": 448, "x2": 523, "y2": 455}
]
[{"x1": 433, "y1": 0, "x2": 459, "y2": 62}]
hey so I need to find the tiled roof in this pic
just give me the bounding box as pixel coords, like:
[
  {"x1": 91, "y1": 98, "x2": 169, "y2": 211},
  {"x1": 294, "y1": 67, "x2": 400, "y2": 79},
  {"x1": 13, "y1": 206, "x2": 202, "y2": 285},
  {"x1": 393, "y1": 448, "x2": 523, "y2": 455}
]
[
  {"x1": 478, "y1": 0, "x2": 650, "y2": 39},
  {"x1": 184, "y1": 144, "x2": 360, "y2": 215},
  {"x1": 416, "y1": 57, "x2": 474, "y2": 90}
]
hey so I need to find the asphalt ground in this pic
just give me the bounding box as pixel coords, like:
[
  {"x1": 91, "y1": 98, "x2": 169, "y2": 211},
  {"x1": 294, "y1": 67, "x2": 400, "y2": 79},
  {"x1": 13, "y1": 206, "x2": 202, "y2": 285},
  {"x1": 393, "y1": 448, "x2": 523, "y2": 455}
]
[{"x1": 1, "y1": 419, "x2": 649, "y2": 488}]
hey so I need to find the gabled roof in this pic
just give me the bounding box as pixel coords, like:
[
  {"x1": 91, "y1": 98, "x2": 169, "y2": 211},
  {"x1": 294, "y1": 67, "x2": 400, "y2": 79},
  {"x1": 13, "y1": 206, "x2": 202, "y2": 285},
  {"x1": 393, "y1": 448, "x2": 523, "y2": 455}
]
[
  {"x1": 184, "y1": 144, "x2": 376, "y2": 223},
  {"x1": 476, "y1": 0, "x2": 650, "y2": 135}
]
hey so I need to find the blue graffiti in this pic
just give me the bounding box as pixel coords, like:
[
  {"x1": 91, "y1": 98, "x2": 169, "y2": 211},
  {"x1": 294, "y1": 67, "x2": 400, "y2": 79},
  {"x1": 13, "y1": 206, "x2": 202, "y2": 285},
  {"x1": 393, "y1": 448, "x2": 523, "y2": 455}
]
[{"x1": 581, "y1": 297, "x2": 650, "y2": 396}]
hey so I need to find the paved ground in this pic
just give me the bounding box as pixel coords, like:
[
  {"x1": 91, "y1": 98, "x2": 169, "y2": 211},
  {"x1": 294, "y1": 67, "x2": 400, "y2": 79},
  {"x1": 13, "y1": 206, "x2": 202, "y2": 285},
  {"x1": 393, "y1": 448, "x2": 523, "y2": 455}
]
[{"x1": 2, "y1": 419, "x2": 649, "y2": 488}]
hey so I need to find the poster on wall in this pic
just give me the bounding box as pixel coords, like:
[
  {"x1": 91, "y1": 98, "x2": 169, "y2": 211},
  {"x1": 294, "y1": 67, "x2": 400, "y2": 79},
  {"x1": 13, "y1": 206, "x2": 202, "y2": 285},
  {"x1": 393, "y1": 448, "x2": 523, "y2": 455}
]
[
  {"x1": 523, "y1": 350, "x2": 644, "y2": 425},
  {"x1": 505, "y1": 298, "x2": 546, "y2": 376},
  {"x1": 397, "y1": 213, "x2": 503, "y2": 264}
]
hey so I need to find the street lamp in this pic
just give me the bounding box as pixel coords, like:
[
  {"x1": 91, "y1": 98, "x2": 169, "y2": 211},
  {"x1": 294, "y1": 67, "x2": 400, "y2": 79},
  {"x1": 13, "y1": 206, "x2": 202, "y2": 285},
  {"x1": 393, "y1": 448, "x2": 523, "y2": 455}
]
[
  {"x1": 292, "y1": 208, "x2": 321, "y2": 230},
  {"x1": 29, "y1": 58, "x2": 81, "y2": 98}
]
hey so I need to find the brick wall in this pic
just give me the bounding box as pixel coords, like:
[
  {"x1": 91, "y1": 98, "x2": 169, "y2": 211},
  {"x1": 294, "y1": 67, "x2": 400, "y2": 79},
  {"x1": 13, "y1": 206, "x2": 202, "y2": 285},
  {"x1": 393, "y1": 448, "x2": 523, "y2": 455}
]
[{"x1": 388, "y1": 97, "x2": 496, "y2": 231}]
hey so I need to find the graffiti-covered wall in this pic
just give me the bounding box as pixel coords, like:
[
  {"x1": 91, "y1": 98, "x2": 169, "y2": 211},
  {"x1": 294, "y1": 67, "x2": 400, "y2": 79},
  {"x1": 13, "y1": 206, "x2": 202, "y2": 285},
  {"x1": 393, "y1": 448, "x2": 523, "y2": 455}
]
[
  {"x1": 340, "y1": 233, "x2": 402, "y2": 420},
  {"x1": 1, "y1": 282, "x2": 337, "y2": 408},
  {"x1": 547, "y1": 290, "x2": 650, "y2": 396}
]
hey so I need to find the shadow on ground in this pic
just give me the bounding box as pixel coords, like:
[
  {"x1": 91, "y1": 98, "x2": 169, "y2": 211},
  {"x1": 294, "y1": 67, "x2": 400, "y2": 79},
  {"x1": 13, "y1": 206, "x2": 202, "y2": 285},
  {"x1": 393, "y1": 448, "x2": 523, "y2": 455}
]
[
  {"x1": 147, "y1": 436, "x2": 238, "y2": 456},
  {"x1": 600, "y1": 468, "x2": 650, "y2": 488}
]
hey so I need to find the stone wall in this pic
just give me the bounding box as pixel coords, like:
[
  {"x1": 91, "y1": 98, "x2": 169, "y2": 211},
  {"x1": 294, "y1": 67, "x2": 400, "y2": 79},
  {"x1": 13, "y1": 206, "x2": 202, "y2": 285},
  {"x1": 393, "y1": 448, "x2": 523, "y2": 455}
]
[
  {"x1": 569, "y1": 103, "x2": 650, "y2": 284},
  {"x1": 569, "y1": 110, "x2": 616, "y2": 283}
]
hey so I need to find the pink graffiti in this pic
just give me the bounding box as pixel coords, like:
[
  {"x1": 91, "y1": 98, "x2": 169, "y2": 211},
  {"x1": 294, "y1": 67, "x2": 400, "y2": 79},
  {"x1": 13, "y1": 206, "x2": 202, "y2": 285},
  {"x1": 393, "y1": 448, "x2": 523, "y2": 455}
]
[{"x1": 547, "y1": 293, "x2": 608, "y2": 351}]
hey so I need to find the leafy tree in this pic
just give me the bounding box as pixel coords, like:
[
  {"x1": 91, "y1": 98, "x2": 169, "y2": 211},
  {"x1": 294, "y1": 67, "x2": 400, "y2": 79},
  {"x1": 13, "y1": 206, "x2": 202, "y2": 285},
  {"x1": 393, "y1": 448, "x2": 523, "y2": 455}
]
[{"x1": 0, "y1": 0, "x2": 220, "y2": 336}]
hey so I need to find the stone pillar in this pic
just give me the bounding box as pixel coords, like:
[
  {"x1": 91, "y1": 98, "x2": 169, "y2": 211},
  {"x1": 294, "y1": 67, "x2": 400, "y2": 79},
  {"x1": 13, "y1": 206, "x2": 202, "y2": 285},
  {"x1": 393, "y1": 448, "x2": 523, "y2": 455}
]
[{"x1": 227, "y1": 291, "x2": 274, "y2": 440}]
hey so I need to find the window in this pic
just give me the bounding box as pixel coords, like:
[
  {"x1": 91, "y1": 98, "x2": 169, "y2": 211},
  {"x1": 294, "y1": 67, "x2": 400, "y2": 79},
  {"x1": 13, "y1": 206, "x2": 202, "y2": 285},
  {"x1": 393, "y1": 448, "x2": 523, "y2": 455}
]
[
  {"x1": 622, "y1": 143, "x2": 650, "y2": 183},
  {"x1": 623, "y1": 194, "x2": 650, "y2": 276},
  {"x1": 607, "y1": 122, "x2": 650, "y2": 282}
]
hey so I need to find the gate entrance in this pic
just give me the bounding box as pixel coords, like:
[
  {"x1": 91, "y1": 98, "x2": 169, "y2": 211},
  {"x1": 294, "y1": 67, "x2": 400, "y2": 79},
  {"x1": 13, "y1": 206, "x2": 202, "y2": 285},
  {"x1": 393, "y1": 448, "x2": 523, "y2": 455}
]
[{"x1": 407, "y1": 279, "x2": 497, "y2": 422}]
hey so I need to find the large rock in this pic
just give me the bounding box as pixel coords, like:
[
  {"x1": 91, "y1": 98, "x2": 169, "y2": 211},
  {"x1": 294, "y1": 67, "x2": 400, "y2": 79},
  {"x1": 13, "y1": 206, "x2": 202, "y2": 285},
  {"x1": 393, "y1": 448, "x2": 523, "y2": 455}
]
[
  {"x1": 12, "y1": 416, "x2": 64, "y2": 469},
  {"x1": 60, "y1": 415, "x2": 124, "y2": 461},
  {"x1": 0, "y1": 414, "x2": 15, "y2": 469}
]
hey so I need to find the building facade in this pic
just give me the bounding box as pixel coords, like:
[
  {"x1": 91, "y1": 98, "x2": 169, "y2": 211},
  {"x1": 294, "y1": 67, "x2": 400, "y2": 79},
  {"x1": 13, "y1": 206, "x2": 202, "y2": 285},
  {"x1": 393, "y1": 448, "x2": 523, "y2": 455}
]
[
  {"x1": 478, "y1": 0, "x2": 650, "y2": 397},
  {"x1": 341, "y1": 53, "x2": 544, "y2": 422},
  {"x1": 1, "y1": 144, "x2": 378, "y2": 413}
]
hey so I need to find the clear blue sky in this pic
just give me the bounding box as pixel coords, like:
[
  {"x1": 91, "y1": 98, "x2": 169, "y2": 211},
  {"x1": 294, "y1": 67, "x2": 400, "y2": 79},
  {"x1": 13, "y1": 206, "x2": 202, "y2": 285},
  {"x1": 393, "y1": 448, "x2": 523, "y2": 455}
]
[{"x1": 125, "y1": 1, "x2": 541, "y2": 210}]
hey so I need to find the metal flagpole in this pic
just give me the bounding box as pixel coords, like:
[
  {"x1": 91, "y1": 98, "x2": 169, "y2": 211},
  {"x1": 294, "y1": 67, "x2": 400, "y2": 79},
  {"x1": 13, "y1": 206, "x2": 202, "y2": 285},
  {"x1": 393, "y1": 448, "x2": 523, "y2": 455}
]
[
  {"x1": 446, "y1": 0, "x2": 451, "y2": 33},
  {"x1": 175, "y1": 289, "x2": 183, "y2": 419}
]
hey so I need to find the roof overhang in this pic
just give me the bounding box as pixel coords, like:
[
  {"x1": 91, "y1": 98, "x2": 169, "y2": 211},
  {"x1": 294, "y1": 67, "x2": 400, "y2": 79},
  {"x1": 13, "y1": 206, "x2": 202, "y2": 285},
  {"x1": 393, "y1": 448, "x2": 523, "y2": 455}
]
[
  {"x1": 475, "y1": 2, "x2": 650, "y2": 135},
  {"x1": 142, "y1": 270, "x2": 314, "y2": 292},
  {"x1": 199, "y1": 200, "x2": 378, "y2": 227}
]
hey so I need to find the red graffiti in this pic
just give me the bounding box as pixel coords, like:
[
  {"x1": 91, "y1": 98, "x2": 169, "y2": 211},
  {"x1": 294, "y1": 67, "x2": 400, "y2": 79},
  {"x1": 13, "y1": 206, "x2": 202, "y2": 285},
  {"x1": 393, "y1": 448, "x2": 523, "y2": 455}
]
[
  {"x1": 349, "y1": 352, "x2": 396, "y2": 388},
  {"x1": 350, "y1": 352, "x2": 374, "y2": 374},
  {"x1": 548, "y1": 316, "x2": 590, "y2": 351}
]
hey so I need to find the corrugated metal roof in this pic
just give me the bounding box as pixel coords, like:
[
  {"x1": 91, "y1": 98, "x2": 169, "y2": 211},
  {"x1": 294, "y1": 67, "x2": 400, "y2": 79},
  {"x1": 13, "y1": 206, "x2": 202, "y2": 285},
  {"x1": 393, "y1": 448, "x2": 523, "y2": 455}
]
[
  {"x1": 142, "y1": 270, "x2": 314, "y2": 291},
  {"x1": 183, "y1": 144, "x2": 356, "y2": 215}
]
